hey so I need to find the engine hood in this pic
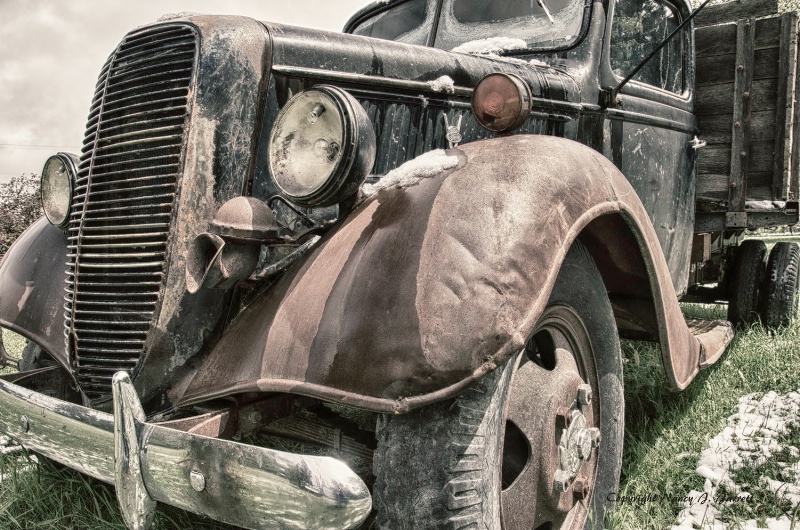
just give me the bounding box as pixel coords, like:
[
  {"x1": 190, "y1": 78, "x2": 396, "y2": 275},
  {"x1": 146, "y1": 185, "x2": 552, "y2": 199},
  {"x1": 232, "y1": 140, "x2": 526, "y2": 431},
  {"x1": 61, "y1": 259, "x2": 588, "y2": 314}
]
[{"x1": 264, "y1": 22, "x2": 582, "y2": 106}]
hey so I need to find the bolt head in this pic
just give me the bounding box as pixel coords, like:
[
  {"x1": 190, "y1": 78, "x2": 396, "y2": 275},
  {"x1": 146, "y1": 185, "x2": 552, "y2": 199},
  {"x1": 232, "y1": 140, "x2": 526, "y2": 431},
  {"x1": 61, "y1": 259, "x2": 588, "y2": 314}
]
[
  {"x1": 190, "y1": 470, "x2": 206, "y2": 492},
  {"x1": 577, "y1": 384, "x2": 592, "y2": 406},
  {"x1": 573, "y1": 477, "x2": 591, "y2": 500}
]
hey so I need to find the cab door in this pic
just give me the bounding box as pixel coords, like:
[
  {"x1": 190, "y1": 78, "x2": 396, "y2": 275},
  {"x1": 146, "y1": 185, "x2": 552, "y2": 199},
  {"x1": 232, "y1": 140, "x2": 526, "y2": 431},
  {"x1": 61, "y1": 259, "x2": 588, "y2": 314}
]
[{"x1": 601, "y1": 0, "x2": 697, "y2": 295}]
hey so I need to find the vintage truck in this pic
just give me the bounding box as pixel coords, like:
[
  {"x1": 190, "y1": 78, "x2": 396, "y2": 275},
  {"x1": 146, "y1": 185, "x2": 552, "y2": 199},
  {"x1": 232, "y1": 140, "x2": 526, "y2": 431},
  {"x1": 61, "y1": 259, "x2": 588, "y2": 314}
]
[{"x1": 0, "y1": 0, "x2": 798, "y2": 528}]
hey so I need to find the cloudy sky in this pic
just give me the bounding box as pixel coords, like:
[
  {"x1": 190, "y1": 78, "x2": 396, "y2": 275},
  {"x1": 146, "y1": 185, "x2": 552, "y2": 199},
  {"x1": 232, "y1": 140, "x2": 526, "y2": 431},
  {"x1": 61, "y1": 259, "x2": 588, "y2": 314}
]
[{"x1": 0, "y1": 0, "x2": 372, "y2": 183}]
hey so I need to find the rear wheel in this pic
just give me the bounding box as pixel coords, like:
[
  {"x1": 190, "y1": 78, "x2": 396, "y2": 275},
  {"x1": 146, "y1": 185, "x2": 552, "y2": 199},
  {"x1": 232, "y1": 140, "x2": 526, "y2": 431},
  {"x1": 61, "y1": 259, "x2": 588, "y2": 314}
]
[
  {"x1": 727, "y1": 239, "x2": 767, "y2": 327},
  {"x1": 760, "y1": 242, "x2": 799, "y2": 328},
  {"x1": 373, "y1": 241, "x2": 624, "y2": 529}
]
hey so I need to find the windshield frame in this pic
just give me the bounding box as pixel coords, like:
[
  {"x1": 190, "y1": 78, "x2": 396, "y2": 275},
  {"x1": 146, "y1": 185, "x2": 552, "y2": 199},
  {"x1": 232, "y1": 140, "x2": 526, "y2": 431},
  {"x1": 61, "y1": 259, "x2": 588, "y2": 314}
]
[{"x1": 344, "y1": 0, "x2": 594, "y2": 54}]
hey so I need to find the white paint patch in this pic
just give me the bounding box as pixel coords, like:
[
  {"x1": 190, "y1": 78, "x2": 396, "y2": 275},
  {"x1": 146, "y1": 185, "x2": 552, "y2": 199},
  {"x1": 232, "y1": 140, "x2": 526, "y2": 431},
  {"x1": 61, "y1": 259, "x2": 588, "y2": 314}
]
[
  {"x1": 745, "y1": 200, "x2": 787, "y2": 211},
  {"x1": 359, "y1": 149, "x2": 459, "y2": 203},
  {"x1": 671, "y1": 391, "x2": 800, "y2": 530},
  {"x1": 427, "y1": 75, "x2": 455, "y2": 94},
  {"x1": 451, "y1": 37, "x2": 527, "y2": 55}
]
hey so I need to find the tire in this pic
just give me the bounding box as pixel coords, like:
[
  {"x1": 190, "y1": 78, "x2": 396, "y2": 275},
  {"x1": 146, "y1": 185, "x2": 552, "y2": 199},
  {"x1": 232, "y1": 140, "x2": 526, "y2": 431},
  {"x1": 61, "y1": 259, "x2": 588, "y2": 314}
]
[
  {"x1": 373, "y1": 241, "x2": 624, "y2": 530},
  {"x1": 727, "y1": 240, "x2": 767, "y2": 327},
  {"x1": 18, "y1": 340, "x2": 50, "y2": 372},
  {"x1": 760, "y1": 242, "x2": 800, "y2": 328}
]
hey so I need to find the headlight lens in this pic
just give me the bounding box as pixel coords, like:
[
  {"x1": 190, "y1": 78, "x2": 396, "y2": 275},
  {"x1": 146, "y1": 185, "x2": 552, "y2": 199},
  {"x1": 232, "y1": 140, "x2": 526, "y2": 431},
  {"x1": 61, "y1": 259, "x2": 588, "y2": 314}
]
[
  {"x1": 41, "y1": 153, "x2": 78, "y2": 228},
  {"x1": 268, "y1": 85, "x2": 376, "y2": 207},
  {"x1": 472, "y1": 73, "x2": 532, "y2": 133}
]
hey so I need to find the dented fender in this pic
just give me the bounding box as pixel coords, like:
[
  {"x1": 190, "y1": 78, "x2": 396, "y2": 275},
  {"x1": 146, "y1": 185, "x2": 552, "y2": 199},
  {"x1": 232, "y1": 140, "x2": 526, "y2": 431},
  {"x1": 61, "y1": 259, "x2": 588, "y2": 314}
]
[{"x1": 176, "y1": 135, "x2": 703, "y2": 412}]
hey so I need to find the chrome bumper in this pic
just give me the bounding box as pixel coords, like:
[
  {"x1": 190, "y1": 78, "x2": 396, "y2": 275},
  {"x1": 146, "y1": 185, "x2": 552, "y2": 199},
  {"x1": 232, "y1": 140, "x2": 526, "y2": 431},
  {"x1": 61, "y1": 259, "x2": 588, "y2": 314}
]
[{"x1": 0, "y1": 372, "x2": 371, "y2": 530}]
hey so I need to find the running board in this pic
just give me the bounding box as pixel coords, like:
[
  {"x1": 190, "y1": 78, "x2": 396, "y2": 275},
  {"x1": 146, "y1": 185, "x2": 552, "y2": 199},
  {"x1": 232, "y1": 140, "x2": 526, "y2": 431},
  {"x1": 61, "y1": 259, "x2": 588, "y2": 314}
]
[{"x1": 687, "y1": 318, "x2": 735, "y2": 369}]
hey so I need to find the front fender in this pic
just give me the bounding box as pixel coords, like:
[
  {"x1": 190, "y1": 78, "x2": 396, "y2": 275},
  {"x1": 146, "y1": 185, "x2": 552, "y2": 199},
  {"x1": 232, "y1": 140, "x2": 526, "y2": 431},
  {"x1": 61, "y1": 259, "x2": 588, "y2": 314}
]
[
  {"x1": 0, "y1": 218, "x2": 69, "y2": 366},
  {"x1": 177, "y1": 135, "x2": 701, "y2": 412}
]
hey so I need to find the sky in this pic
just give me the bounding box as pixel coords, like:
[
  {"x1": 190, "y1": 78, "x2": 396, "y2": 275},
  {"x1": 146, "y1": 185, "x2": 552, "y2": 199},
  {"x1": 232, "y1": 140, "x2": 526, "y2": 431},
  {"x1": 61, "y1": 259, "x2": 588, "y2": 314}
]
[{"x1": 0, "y1": 0, "x2": 372, "y2": 184}]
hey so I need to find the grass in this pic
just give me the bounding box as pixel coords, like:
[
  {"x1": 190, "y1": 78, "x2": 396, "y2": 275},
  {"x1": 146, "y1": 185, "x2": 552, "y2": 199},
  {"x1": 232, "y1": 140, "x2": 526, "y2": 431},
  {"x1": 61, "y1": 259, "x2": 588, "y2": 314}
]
[
  {"x1": 607, "y1": 314, "x2": 800, "y2": 529},
  {"x1": 1, "y1": 235, "x2": 798, "y2": 529}
]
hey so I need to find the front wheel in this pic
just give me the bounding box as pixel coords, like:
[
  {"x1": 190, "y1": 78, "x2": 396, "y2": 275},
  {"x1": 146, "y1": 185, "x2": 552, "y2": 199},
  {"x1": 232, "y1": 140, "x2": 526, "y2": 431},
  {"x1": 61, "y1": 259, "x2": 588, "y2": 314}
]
[{"x1": 373, "y1": 241, "x2": 624, "y2": 529}]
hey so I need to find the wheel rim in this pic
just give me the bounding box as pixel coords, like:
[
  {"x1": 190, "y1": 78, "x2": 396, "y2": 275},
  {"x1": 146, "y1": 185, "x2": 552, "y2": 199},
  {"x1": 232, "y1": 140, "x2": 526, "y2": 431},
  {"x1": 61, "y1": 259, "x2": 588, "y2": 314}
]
[{"x1": 500, "y1": 305, "x2": 601, "y2": 530}]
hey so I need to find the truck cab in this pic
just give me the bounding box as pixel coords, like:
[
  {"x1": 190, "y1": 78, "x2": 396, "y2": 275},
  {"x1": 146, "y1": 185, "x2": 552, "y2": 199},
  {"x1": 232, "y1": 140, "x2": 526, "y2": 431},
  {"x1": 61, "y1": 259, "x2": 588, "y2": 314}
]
[{"x1": 0, "y1": 0, "x2": 797, "y2": 529}]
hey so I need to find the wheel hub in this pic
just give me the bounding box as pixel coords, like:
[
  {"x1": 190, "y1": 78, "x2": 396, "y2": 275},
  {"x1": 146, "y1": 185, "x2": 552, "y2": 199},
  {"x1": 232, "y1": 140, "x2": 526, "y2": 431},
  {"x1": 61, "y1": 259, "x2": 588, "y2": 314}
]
[
  {"x1": 500, "y1": 306, "x2": 602, "y2": 530},
  {"x1": 553, "y1": 398, "x2": 601, "y2": 493}
]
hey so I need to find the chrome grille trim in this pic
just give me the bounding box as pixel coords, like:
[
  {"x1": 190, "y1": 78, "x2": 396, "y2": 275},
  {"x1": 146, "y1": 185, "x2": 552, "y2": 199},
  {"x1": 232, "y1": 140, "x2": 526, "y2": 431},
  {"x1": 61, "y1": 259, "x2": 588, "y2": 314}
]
[{"x1": 64, "y1": 24, "x2": 198, "y2": 404}]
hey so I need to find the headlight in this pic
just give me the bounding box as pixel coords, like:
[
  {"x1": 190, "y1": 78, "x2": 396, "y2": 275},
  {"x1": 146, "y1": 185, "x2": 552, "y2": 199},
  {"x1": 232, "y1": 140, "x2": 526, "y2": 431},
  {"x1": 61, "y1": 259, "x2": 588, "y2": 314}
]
[
  {"x1": 41, "y1": 153, "x2": 78, "y2": 228},
  {"x1": 472, "y1": 73, "x2": 532, "y2": 133},
  {"x1": 268, "y1": 85, "x2": 376, "y2": 207}
]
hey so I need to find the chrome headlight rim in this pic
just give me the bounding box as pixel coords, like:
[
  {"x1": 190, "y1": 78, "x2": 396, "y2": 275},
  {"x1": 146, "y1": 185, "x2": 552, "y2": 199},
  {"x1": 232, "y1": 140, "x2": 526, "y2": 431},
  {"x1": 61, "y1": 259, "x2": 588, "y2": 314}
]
[
  {"x1": 268, "y1": 85, "x2": 376, "y2": 208},
  {"x1": 41, "y1": 152, "x2": 79, "y2": 228}
]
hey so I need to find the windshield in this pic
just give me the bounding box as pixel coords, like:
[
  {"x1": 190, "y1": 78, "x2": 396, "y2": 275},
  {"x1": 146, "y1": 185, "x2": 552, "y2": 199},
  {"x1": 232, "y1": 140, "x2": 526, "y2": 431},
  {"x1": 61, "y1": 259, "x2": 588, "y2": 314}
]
[
  {"x1": 351, "y1": 0, "x2": 587, "y2": 52},
  {"x1": 351, "y1": 0, "x2": 435, "y2": 46}
]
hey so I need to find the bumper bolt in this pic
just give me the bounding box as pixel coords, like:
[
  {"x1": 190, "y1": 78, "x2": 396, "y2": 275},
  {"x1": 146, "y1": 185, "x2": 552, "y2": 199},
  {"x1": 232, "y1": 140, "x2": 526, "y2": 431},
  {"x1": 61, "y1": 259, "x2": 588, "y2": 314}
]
[
  {"x1": 573, "y1": 476, "x2": 591, "y2": 500},
  {"x1": 577, "y1": 384, "x2": 592, "y2": 406},
  {"x1": 190, "y1": 470, "x2": 206, "y2": 492},
  {"x1": 20, "y1": 415, "x2": 29, "y2": 433},
  {"x1": 553, "y1": 469, "x2": 572, "y2": 493}
]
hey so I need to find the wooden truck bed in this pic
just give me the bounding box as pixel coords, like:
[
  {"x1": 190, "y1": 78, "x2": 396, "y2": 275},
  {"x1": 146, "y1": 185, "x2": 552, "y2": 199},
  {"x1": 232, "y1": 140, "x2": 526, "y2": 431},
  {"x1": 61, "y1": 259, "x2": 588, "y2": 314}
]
[{"x1": 694, "y1": 0, "x2": 800, "y2": 232}]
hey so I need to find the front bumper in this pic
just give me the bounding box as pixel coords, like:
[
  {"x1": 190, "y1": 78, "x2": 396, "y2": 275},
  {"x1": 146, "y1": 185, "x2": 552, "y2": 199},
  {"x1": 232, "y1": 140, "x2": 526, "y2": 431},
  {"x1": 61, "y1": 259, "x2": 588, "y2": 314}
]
[{"x1": 0, "y1": 371, "x2": 371, "y2": 530}]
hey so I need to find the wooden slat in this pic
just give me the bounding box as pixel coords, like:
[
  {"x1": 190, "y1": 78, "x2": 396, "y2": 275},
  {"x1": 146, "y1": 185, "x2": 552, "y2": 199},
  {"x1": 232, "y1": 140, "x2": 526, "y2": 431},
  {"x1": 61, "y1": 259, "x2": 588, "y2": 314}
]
[
  {"x1": 697, "y1": 173, "x2": 774, "y2": 200},
  {"x1": 695, "y1": 77, "x2": 778, "y2": 115},
  {"x1": 695, "y1": 23, "x2": 737, "y2": 57},
  {"x1": 793, "y1": 16, "x2": 800, "y2": 200},
  {"x1": 698, "y1": 140, "x2": 775, "y2": 174},
  {"x1": 694, "y1": 0, "x2": 778, "y2": 28},
  {"x1": 696, "y1": 47, "x2": 779, "y2": 86},
  {"x1": 698, "y1": 111, "x2": 777, "y2": 144},
  {"x1": 773, "y1": 12, "x2": 798, "y2": 200},
  {"x1": 695, "y1": 16, "x2": 781, "y2": 57},
  {"x1": 729, "y1": 19, "x2": 756, "y2": 211}
]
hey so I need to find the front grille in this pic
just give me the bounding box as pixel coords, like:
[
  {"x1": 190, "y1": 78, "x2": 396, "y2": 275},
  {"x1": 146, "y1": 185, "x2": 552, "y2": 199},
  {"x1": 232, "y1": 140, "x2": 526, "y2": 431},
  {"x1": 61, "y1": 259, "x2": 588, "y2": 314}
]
[{"x1": 64, "y1": 24, "x2": 198, "y2": 403}]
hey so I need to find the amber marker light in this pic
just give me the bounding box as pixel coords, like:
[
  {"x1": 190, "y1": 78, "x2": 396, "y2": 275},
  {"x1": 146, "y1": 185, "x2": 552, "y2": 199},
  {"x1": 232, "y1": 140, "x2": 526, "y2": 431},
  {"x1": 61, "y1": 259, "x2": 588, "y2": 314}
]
[{"x1": 472, "y1": 73, "x2": 532, "y2": 133}]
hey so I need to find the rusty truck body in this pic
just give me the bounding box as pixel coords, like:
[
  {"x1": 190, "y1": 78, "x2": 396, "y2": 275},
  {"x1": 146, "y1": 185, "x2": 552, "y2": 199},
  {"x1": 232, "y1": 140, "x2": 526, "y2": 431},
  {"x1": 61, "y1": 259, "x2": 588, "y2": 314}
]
[{"x1": 0, "y1": 0, "x2": 798, "y2": 528}]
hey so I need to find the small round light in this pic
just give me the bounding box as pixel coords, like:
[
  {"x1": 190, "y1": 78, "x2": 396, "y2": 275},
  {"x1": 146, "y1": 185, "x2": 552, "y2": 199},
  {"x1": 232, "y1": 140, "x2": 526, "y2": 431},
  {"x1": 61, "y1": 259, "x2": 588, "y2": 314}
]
[
  {"x1": 472, "y1": 73, "x2": 532, "y2": 133},
  {"x1": 268, "y1": 85, "x2": 376, "y2": 207},
  {"x1": 41, "y1": 153, "x2": 78, "y2": 228}
]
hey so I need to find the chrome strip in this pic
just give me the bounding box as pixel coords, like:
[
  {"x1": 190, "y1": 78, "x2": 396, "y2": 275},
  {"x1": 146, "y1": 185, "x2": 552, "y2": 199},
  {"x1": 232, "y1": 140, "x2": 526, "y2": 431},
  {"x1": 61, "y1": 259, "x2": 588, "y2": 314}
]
[
  {"x1": 272, "y1": 64, "x2": 474, "y2": 97},
  {"x1": 0, "y1": 375, "x2": 371, "y2": 530}
]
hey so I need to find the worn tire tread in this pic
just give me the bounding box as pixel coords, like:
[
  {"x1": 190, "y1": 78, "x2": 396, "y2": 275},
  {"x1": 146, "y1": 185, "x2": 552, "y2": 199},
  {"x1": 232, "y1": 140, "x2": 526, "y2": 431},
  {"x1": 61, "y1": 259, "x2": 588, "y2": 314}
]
[
  {"x1": 760, "y1": 242, "x2": 800, "y2": 328},
  {"x1": 728, "y1": 239, "x2": 767, "y2": 326}
]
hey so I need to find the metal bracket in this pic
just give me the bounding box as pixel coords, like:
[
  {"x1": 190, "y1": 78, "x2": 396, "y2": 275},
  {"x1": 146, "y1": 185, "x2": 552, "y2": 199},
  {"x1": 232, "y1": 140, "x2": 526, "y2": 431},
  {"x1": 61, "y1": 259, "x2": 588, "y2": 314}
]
[
  {"x1": 113, "y1": 372, "x2": 156, "y2": 530},
  {"x1": 725, "y1": 212, "x2": 748, "y2": 228}
]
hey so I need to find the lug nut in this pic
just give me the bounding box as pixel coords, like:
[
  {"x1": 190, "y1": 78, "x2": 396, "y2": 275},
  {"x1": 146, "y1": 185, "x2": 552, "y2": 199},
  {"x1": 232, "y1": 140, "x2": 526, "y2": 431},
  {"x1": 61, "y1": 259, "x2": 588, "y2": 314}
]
[
  {"x1": 573, "y1": 476, "x2": 591, "y2": 500},
  {"x1": 577, "y1": 384, "x2": 592, "y2": 406},
  {"x1": 553, "y1": 469, "x2": 572, "y2": 493},
  {"x1": 588, "y1": 427, "x2": 601, "y2": 448}
]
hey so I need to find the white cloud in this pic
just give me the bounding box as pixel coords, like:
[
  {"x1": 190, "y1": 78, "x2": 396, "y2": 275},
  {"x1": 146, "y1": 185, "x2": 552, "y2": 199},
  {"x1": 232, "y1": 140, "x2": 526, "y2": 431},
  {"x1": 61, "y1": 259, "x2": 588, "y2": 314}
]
[{"x1": 0, "y1": 0, "x2": 372, "y2": 182}]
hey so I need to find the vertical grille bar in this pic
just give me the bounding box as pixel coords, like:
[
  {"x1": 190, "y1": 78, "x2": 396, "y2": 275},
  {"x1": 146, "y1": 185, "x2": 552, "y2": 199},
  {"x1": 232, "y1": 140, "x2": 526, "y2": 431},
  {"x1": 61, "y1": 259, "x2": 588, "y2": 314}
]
[{"x1": 63, "y1": 24, "x2": 198, "y2": 404}]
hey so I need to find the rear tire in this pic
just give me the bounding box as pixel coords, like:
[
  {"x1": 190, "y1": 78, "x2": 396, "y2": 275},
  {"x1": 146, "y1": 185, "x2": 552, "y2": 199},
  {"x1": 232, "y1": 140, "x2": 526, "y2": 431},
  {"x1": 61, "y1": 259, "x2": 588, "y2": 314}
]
[
  {"x1": 372, "y1": 241, "x2": 624, "y2": 529},
  {"x1": 727, "y1": 240, "x2": 767, "y2": 327},
  {"x1": 760, "y1": 242, "x2": 799, "y2": 328}
]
